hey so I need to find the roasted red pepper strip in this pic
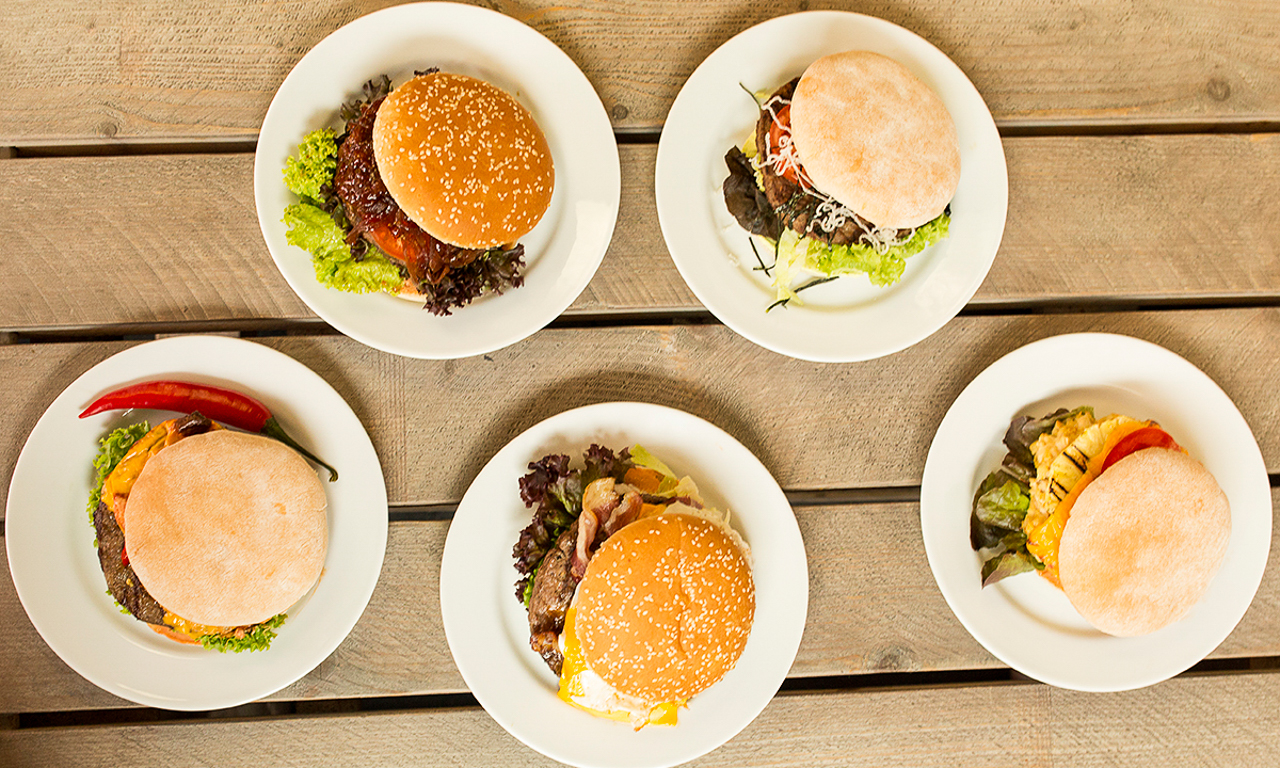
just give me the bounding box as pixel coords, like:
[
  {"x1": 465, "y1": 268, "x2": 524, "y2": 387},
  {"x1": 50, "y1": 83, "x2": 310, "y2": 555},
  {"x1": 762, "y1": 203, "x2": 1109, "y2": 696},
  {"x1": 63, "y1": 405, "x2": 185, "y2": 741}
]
[{"x1": 79, "y1": 380, "x2": 338, "y2": 481}]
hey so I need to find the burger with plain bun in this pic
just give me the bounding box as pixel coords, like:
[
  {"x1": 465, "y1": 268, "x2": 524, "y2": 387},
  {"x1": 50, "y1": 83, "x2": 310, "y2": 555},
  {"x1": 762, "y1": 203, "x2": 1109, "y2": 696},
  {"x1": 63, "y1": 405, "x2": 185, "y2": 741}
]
[
  {"x1": 126, "y1": 430, "x2": 328, "y2": 629},
  {"x1": 789, "y1": 51, "x2": 960, "y2": 230},
  {"x1": 90, "y1": 414, "x2": 328, "y2": 651},
  {"x1": 971, "y1": 407, "x2": 1232, "y2": 637},
  {"x1": 1058, "y1": 448, "x2": 1231, "y2": 637},
  {"x1": 281, "y1": 69, "x2": 555, "y2": 314},
  {"x1": 723, "y1": 50, "x2": 960, "y2": 305}
]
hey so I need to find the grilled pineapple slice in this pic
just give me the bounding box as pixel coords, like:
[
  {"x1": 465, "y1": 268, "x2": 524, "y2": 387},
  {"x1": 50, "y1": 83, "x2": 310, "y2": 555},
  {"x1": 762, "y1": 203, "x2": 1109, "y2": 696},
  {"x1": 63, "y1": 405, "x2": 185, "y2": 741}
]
[
  {"x1": 1025, "y1": 414, "x2": 1135, "y2": 533},
  {"x1": 1045, "y1": 415, "x2": 1138, "y2": 504}
]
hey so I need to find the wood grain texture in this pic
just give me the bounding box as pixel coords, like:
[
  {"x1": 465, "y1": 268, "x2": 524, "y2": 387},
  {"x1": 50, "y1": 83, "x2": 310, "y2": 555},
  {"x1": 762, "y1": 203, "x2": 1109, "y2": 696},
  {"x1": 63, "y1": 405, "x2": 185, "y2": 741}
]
[
  {"x1": 3, "y1": 308, "x2": 1280, "y2": 514},
  {"x1": 4, "y1": 674, "x2": 1280, "y2": 767},
  {"x1": 2, "y1": 483, "x2": 1276, "y2": 713},
  {"x1": 2, "y1": 134, "x2": 1280, "y2": 332},
  {"x1": 2, "y1": 0, "x2": 1279, "y2": 142}
]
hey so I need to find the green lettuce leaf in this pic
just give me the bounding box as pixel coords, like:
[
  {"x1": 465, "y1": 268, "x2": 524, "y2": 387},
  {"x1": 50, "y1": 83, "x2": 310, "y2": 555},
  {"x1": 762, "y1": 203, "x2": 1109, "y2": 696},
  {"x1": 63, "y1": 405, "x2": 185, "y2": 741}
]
[
  {"x1": 88, "y1": 421, "x2": 150, "y2": 524},
  {"x1": 810, "y1": 214, "x2": 949, "y2": 285},
  {"x1": 198, "y1": 614, "x2": 286, "y2": 653},
  {"x1": 283, "y1": 203, "x2": 404, "y2": 294},
  {"x1": 980, "y1": 547, "x2": 1042, "y2": 587},
  {"x1": 975, "y1": 479, "x2": 1031, "y2": 530},
  {"x1": 282, "y1": 129, "x2": 338, "y2": 204},
  {"x1": 969, "y1": 468, "x2": 1044, "y2": 587},
  {"x1": 769, "y1": 214, "x2": 950, "y2": 304},
  {"x1": 629, "y1": 444, "x2": 680, "y2": 493},
  {"x1": 629, "y1": 444, "x2": 675, "y2": 479}
]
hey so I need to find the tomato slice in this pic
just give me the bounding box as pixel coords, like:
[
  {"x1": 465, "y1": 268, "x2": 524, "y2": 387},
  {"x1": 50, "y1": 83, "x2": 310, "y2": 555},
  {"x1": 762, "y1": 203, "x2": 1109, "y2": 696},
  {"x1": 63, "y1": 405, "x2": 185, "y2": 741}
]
[
  {"x1": 765, "y1": 103, "x2": 802, "y2": 185},
  {"x1": 1099, "y1": 426, "x2": 1182, "y2": 473}
]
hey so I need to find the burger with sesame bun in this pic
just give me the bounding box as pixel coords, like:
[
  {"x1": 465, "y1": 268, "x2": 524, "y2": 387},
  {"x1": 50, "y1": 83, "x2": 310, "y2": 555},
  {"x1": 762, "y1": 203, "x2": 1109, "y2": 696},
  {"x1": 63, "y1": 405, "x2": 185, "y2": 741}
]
[
  {"x1": 281, "y1": 69, "x2": 555, "y2": 315},
  {"x1": 512, "y1": 444, "x2": 755, "y2": 729}
]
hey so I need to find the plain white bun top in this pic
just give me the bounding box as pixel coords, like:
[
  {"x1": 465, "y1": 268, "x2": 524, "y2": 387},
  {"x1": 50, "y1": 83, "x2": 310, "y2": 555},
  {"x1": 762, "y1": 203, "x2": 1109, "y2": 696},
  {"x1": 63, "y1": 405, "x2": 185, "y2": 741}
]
[
  {"x1": 789, "y1": 50, "x2": 960, "y2": 229},
  {"x1": 124, "y1": 430, "x2": 329, "y2": 628},
  {"x1": 1059, "y1": 448, "x2": 1231, "y2": 637}
]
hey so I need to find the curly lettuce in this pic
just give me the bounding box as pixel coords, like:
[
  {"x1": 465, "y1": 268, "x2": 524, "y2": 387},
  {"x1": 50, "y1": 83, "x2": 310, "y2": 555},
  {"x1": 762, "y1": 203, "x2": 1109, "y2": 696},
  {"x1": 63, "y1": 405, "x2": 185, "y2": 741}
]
[
  {"x1": 282, "y1": 129, "x2": 338, "y2": 204},
  {"x1": 199, "y1": 614, "x2": 287, "y2": 653},
  {"x1": 283, "y1": 203, "x2": 404, "y2": 294},
  {"x1": 770, "y1": 213, "x2": 950, "y2": 304},
  {"x1": 512, "y1": 445, "x2": 636, "y2": 604},
  {"x1": 281, "y1": 127, "x2": 405, "y2": 295}
]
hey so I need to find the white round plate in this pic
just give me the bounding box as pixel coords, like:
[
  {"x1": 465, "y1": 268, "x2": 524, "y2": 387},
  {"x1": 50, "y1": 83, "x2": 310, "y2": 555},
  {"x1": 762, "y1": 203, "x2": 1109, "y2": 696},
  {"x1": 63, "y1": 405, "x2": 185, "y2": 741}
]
[
  {"x1": 920, "y1": 333, "x2": 1271, "y2": 691},
  {"x1": 254, "y1": 2, "x2": 620, "y2": 359},
  {"x1": 440, "y1": 402, "x2": 807, "y2": 768},
  {"x1": 5, "y1": 336, "x2": 388, "y2": 710},
  {"x1": 655, "y1": 11, "x2": 1007, "y2": 363}
]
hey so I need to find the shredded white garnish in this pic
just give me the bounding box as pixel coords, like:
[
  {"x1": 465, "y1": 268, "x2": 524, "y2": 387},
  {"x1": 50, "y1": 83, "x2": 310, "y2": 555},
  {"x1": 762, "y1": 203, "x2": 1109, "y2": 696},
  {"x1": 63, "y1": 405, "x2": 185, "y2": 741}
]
[{"x1": 753, "y1": 93, "x2": 917, "y2": 254}]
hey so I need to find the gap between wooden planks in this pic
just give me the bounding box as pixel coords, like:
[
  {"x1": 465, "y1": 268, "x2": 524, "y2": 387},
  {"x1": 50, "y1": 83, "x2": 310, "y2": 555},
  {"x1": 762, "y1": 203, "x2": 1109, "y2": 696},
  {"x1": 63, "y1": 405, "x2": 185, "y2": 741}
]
[
  {"x1": 3, "y1": 309, "x2": 1280, "y2": 515},
  {"x1": 2, "y1": 486, "x2": 1276, "y2": 713}
]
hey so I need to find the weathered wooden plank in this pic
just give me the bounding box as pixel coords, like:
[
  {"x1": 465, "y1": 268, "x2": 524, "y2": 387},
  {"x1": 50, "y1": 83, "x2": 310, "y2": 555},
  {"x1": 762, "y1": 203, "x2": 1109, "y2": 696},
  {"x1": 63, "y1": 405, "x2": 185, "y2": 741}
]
[
  {"x1": 4, "y1": 483, "x2": 1277, "y2": 713},
  {"x1": 4, "y1": 673, "x2": 1280, "y2": 767},
  {"x1": 0, "y1": 145, "x2": 684, "y2": 330},
  {"x1": 3, "y1": 308, "x2": 1280, "y2": 515},
  {"x1": 3, "y1": 0, "x2": 1279, "y2": 143},
  {"x1": 2, "y1": 134, "x2": 1280, "y2": 333}
]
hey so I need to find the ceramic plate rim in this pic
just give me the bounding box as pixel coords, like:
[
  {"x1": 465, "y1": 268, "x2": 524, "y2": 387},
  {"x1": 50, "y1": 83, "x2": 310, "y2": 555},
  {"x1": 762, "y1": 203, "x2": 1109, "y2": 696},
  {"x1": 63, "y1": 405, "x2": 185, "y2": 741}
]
[
  {"x1": 253, "y1": 1, "x2": 620, "y2": 359},
  {"x1": 439, "y1": 402, "x2": 808, "y2": 768},
  {"x1": 5, "y1": 336, "x2": 388, "y2": 710},
  {"x1": 920, "y1": 333, "x2": 1271, "y2": 691}
]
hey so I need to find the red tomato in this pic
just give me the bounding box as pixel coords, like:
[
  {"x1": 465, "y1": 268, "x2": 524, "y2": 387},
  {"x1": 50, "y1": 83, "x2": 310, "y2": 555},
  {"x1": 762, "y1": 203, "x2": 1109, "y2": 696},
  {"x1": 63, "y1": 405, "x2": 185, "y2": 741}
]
[
  {"x1": 1099, "y1": 426, "x2": 1182, "y2": 474},
  {"x1": 766, "y1": 103, "x2": 802, "y2": 185}
]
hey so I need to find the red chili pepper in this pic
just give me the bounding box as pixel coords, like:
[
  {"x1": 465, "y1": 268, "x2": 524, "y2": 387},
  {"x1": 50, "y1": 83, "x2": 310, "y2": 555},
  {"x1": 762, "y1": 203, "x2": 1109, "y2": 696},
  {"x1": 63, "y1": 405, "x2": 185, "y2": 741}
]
[{"x1": 79, "y1": 380, "x2": 338, "y2": 481}]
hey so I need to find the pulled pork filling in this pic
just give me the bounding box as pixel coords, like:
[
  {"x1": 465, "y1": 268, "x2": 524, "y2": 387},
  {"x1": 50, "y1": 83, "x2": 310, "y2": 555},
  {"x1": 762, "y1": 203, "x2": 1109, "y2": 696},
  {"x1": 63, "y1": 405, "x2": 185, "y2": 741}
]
[{"x1": 334, "y1": 91, "x2": 485, "y2": 287}]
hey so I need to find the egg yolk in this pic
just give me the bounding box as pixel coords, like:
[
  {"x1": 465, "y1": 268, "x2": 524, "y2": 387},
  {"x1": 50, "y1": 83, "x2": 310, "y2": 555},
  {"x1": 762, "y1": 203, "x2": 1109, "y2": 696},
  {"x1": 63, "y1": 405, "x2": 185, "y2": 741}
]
[{"x1": 558, "y1": 607, "x2": 682, "y2": 729}]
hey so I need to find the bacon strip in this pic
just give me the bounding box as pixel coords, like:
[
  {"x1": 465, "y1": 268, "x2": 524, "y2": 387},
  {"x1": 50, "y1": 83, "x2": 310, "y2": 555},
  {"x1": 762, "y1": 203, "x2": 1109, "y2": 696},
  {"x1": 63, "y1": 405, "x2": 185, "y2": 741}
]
[{"x1": 603, "y1": 492, "x2": 643, "y2": 537}]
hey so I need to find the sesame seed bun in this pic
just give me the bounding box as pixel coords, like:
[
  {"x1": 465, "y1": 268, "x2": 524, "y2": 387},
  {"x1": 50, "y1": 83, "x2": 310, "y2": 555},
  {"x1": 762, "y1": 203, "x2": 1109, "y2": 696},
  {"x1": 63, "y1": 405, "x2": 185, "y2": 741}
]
[
  {"x1": 574, "y1": 513, "x2": 754, "y2": 703},
  {"x1": 372, "y1": 72, "x2": 555, "y2": 249},
  {"x1": 1059, "y1": 448, "x2": 1231, "y2": 637},
  {"x1": 788, "y1": 50, "x2": 960, "y2": 229},
  {"x1": 123, "y1": 430, "x2": 328, "y2": 628}
]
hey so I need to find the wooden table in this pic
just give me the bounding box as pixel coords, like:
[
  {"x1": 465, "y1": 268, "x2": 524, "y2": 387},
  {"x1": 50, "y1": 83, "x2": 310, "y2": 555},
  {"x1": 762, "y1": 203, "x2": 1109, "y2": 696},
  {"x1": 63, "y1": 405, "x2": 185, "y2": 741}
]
[{"x1": 3, "y1": 1, "x2": 1279, "y2": 765}]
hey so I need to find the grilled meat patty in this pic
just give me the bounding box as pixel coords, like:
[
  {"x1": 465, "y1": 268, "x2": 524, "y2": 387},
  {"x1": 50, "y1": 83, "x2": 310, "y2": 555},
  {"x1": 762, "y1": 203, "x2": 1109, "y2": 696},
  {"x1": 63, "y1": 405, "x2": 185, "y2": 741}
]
[
  {"x1": 526, "y1": 521, "x2": 579, "y2": 675},
  {"x1": 94, "y1": 498, "x2": 166, "y2": 625}
]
